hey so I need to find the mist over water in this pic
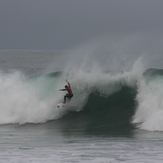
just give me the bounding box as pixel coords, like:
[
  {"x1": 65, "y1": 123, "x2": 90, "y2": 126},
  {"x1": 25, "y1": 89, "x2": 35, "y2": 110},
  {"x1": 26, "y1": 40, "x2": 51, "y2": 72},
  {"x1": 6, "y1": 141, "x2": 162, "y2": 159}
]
[{"x1": 0, "y1": 48, "x2": 140, "y2": 125}]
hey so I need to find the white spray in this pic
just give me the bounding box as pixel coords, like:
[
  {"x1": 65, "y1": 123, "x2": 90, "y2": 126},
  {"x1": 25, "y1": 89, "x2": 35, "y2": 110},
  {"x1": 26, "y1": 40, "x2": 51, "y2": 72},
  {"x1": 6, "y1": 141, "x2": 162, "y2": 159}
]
[
  {"x1": 0, "y1": 71, "x2": 68, "y2": 124},
  {"x1": 133, "y1": 74, "x2": 163, "y2": 131}
]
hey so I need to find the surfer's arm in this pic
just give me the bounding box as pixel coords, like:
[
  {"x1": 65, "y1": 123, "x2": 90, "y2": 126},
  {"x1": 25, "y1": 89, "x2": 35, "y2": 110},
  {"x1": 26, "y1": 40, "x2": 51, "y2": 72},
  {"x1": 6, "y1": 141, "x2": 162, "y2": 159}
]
[
  {"x1": 66, "y1": 80, "x2": 70, "y2": 86},
  {"x1": 59, "y1": 89, "x2": 66, "y2": 91}
]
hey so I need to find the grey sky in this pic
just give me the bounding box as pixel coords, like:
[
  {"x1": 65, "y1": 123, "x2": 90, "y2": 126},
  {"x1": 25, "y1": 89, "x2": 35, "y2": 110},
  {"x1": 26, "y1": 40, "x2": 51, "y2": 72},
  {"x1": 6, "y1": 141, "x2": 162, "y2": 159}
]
[{"x1": 0, "y1": 0, "x2": 163, "y2": 50}]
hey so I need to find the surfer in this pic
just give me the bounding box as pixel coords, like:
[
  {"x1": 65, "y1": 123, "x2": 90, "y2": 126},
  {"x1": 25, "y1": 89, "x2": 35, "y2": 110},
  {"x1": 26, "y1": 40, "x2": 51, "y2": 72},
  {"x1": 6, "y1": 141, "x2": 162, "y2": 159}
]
[{"x1": 59, "y1": 80, "x2": 73, "y2": 104}]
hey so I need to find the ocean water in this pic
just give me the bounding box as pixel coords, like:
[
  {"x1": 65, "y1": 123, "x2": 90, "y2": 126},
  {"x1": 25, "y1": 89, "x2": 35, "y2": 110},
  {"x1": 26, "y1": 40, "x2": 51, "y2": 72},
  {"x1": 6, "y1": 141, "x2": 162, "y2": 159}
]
[{"x1": 0, "y1": 50, "x2": 163, "y2": 162}]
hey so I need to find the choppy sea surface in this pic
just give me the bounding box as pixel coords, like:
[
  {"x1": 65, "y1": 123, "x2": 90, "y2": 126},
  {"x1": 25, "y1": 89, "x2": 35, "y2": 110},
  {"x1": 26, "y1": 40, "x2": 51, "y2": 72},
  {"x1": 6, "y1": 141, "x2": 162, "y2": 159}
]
[{"x1": 0, "y1": 50, "x2": 163, "y2": 163}]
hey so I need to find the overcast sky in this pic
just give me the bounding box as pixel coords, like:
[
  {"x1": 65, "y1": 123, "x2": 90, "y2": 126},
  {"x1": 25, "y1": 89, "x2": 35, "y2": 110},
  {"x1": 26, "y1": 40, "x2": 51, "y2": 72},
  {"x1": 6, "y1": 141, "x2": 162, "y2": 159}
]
[{"x1": 0, "y1": 0, "x2": 163, "y2": 50}]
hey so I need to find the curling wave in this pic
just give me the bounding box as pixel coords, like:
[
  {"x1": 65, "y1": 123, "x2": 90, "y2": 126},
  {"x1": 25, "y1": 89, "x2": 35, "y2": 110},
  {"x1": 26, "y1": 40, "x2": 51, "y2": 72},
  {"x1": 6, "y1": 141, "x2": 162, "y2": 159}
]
[{"x1": 1, "y1": 68, "x2": 163, "y2": 133}]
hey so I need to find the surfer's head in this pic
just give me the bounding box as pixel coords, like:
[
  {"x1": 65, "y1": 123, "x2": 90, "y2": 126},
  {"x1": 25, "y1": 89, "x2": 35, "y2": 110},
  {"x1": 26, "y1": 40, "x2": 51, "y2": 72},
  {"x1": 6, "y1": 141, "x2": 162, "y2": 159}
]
[{"x1": 65, "y1": 85, "x2": 68, "y2": 88}]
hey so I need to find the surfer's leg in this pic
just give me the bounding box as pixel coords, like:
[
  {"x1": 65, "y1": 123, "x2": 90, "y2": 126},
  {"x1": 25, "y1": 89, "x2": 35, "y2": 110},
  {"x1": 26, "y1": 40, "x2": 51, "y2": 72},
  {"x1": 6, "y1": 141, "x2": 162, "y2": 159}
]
[
  {"x1": 63, "y1": 95, "x2": 66, "y2": 103},
  {"x1": 64, "y1": 94, "x2": 68, "y2": 103},
  {"x1": 63, "y1": 94, "x2": 73, "y2": 104}
]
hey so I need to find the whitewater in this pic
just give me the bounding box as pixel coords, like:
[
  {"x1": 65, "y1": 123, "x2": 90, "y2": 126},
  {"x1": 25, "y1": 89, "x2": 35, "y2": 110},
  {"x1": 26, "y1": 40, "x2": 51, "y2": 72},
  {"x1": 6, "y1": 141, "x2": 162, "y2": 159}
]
[{"x1": 0, "y1": 50, "x2": 163, "y2": 162}]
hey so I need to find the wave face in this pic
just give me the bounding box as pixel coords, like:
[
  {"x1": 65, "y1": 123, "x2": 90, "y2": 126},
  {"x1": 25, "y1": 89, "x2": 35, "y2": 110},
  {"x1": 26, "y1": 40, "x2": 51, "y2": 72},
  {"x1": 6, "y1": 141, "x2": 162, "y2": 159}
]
[
  {"x1": 76, "y1": 86, "x2": 137, "y2": 136},
  {"x1": 1, "y1": 65, "x2": 163, "y2": 132}
]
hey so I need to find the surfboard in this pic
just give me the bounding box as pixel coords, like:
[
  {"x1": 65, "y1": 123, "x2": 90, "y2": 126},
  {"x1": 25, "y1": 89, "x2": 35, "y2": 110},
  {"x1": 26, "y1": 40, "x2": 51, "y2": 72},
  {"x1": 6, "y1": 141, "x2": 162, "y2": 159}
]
[
  {"x1": 57, "y1": 102, "x2": 65, "y2": 108},
  {"x1": 57, "y1": 98, "x2": 71, "y2": 108}
]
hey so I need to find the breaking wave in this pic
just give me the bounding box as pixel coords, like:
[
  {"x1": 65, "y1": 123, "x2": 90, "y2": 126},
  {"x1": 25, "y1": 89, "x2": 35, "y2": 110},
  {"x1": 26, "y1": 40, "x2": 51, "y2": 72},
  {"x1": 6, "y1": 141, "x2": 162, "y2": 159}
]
[{"x1": 0, "y1": 64, "x2": 163, "y2": 132}]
